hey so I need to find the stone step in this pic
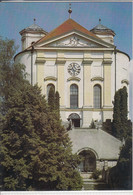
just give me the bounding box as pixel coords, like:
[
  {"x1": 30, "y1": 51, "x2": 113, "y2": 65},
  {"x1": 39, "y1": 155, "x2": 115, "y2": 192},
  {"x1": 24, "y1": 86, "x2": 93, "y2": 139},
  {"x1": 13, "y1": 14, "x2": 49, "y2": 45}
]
[{"x1": 82, "y1": 179, "x2": 110, "y2": 190}]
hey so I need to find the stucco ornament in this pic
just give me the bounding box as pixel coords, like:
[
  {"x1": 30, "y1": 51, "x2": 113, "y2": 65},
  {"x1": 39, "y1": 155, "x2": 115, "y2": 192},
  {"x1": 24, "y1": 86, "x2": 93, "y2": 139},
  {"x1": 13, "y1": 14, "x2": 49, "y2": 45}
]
[
  {"x1": 56, "y1": 36, "x2": 97, "y2": 47},
  {"x1": 68, "y1": 63, "x2": 81, "y2": 76}
]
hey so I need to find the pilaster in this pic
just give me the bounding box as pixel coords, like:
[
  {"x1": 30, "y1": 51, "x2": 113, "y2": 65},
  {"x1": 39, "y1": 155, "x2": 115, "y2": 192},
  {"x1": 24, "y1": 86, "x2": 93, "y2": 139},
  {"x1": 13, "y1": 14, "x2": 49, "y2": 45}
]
[
  {"x1": 83, "y1": 59, "x2": 93, "y2": 108},
  {"x1": 36, "y1": 51, "x2": 45, "y2": 94},
  {"x1": 103, "y1": 60, "x2": 112, "y2": 108},
  {"x1": 56, "y1": 56, "x2": 66, "y2": 108}
]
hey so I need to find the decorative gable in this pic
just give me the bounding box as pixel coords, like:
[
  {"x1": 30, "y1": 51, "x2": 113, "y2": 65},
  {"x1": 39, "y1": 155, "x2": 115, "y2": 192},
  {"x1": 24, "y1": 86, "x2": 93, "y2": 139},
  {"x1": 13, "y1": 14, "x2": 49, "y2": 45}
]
[
  {"x1": 46, "y1": 34, "x2": 103, "y2": 48},
  {"x1": 33, "y1": 19, "x2": 115, "y2": 49}
]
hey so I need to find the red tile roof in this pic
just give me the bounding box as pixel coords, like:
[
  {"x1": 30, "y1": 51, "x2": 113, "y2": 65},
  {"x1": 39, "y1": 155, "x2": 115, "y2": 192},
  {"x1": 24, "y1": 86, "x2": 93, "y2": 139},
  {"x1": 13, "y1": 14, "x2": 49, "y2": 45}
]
[{"x1": 36, "y1": 18, "x2": 101, "y2": 45}]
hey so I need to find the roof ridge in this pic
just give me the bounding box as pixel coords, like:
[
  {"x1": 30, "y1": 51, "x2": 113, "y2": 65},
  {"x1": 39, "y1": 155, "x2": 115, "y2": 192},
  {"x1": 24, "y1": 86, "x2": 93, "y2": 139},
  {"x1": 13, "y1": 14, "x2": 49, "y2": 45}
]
[
  {"x1": 35, "y1": 18, "x2": 101, "y2": 45},
  {"x1": 35, "y1": 19, "x2": 71, "y2": 45}
]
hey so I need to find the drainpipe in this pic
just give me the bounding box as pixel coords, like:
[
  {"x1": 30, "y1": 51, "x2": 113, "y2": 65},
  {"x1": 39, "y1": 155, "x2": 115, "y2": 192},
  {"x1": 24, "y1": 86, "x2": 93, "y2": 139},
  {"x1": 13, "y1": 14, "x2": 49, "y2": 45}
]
[
  {"x1": 114, "y1": 46, "x2": 117, "y2": 92},
  {"x1": 31, "y1": 46, "x2": 34, "y2": 85}
]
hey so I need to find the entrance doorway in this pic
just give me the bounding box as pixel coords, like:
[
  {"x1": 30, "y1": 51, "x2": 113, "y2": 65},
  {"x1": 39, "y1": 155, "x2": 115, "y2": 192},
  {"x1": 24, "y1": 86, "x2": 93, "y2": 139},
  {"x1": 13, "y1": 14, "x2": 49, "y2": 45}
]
[
  {"x1": 79, "y1": 150, "x2": 96, "y2": 172},
  {"x1": 68, "y1": 113, "x2": 80, "y2": 128}
]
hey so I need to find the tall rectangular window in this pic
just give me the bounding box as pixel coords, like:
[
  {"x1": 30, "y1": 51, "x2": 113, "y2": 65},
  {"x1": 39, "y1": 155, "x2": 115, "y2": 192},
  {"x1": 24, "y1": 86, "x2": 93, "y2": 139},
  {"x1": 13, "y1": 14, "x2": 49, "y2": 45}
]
[
  {"x1": 94, "y1": 85, "x2": 101, "y2": 108},
  {"x1": 70, "y1": 84, "x2": 78, "y2": 108}
]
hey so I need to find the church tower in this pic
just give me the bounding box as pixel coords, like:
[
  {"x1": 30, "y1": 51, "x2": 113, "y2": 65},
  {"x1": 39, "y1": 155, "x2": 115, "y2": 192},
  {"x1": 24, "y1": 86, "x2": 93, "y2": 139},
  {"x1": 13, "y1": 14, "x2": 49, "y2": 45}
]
[
  {"x1": 19, "y1": 19, "x2": 47, "y2": 51},
  {"x1": 90, "y1": 19, "x2": 115, "y2": 44}
]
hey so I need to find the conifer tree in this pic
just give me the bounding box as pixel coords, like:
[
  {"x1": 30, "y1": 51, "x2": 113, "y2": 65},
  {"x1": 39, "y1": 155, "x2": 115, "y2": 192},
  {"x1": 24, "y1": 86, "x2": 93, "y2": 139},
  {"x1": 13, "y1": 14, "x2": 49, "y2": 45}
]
[
  {"x1": 48, "y1": 86, "x2": 55, "y2": 111},
  {"x1": 55, "y1": 91, "x2": 60, "y2": 118},
  {"x1": 119, "y1": 87, "x2": 128, "y2": 138},
  {"x1": 112, "y1": 87, "x2": 129, "y2": 140},
  {"x1": 1, "y1": 83, "x2": 82, "y2": 190},
  {"x1": 0, "y1": 38, "x2": 82, "y2": 191},
  {"x1": 112, "y1": 90, "x2": 121, "y2": 138},
  {"x1": 110, "y1": 87, "x2": 132, "y2": 189}
]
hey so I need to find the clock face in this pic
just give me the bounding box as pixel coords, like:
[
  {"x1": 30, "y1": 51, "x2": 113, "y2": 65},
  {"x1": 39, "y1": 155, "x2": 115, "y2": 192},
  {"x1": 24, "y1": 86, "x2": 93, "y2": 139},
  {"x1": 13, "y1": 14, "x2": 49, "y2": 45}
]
[{"x1": 68, "y1": 63, "x2": 81, "y2": 76}]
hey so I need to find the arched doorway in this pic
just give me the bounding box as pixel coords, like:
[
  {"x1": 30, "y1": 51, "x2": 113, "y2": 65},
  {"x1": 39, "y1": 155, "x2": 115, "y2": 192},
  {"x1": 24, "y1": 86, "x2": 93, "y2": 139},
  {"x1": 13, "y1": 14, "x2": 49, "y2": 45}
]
[
  {"x1": 68, "y1": 113, "x2": 80, "y2": 127},
  {"x1": 78, "y1": 150, "x2": 96, "y2": 172}
]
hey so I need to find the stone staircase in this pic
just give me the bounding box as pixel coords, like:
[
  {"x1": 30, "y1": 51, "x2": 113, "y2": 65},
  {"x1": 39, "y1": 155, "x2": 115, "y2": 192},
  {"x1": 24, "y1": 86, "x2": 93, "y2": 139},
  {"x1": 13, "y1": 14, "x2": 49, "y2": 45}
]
[
  {"x1": 82, "y1": 179, "x2": 110, "y2": 190},
  {"x1": 81, "y1": 173, "x2": 110, "y2": 190}
]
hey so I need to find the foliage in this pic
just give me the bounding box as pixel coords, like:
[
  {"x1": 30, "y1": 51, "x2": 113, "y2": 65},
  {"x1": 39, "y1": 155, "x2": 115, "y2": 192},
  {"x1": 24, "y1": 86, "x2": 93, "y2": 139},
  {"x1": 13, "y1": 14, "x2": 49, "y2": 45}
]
[
  {"x1": 102, "y1": 119, "x2": 112, "y2": 135},
  {"x1": 108, "y1": 137, "x2": 132, "y2": 190},
  {"x1": 112, "y1": 87, "x2": 130, "y2": 140},
  {"x1": 108, "y1": 87, "x2": 132, "y2": 189},
  {"x1": 48, "y1": 86, "x2": 55, "y2": 111},
  {"x1": 0, "y1": 38, "x2": 83, "y2": 191},
  {"x1": 89, "y1": 119, "x2": 96, "y2": 129},
  {"x1": 112, "y1": 90, "x2": 122, "y2": 138},
  {"x1": 90, "y1": 169, "x2": 101, "y2": 180},
  {"x1": 55, "y1": 91, "x2": 60, "y2": 119},
  {"x1": 0, "y1": 37, "x2": 17, "y2": 67},
  {"x1": 0, "y1": 38, "x2": 27, "y2": 114}
]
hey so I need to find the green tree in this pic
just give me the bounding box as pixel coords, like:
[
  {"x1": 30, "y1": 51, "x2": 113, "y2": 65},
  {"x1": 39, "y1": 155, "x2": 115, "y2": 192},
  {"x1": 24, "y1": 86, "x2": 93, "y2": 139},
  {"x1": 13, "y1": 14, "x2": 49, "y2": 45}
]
[
  {"x1": 119, "y1": 87, "x2": 128, "y2": 138},
  {"x1": 112, "y1": 90, "x2": 121, "y2": 138},
  {"x1": 48, "y1": 86, "x2": 55, "y2": 111},
  {"x1": 55, "y1": 91, "x2": 60, "y2": 118},
  {"x1": 0, "y1": 37, "x2": 27, "y2": 114},
  {"x1": 108, "y1": 86, "x2": 132, "y2": 190},
  {"x1": 112, "y1": 87, "x2": 129, "y2": 140},
  {"x1": 0, "y1": 38, "x2": 82, "y2": 191},
  {"x1": 1, "y1": 83, "x2": 82, "y2": 190},
  {"x1": 108, "y1": 136, "x2": 132, "y2": 190}
]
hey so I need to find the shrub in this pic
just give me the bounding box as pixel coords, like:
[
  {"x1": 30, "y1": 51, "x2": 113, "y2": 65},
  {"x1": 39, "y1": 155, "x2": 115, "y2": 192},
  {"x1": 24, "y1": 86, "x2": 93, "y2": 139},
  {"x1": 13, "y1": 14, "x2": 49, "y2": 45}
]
[{"x1": 91, "y1": 169, "x2": 101, "y2": 179}]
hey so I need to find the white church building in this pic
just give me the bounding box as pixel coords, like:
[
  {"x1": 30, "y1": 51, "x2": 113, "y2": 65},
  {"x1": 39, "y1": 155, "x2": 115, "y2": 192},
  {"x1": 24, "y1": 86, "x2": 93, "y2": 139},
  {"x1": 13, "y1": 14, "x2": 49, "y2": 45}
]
[{"x1": 15, "y1": 9, "x2": 130, "y2": 173}]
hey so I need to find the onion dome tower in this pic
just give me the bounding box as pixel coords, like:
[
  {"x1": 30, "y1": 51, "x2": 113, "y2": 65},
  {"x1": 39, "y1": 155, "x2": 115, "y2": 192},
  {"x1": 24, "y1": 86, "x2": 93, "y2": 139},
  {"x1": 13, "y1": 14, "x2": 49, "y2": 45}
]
[
  {"x1": 90, "y1": 19, "x2": 115, "y2": 44},
  {"x1": 19, "y1": 19, "x2": 48, "y2": 50}
]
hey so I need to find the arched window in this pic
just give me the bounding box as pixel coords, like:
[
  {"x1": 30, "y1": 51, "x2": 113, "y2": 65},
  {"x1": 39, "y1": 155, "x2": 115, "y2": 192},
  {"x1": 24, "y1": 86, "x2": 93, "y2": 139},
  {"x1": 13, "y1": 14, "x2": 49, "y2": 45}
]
[
  {"x1": 70, "y1": 84, "x2": 78, "y2": 108},
  {"x1": 47, "y1": 84, "x2": 55, "y2": 98},
  {"x1": 93, "y1": 85, "x2": 101, "y2": 108}
]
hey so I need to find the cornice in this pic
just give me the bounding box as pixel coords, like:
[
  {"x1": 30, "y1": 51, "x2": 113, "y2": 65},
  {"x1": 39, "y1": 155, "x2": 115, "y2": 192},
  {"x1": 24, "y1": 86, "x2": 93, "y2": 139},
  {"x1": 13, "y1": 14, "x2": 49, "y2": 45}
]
[
  {"x1": 82, "y1": 60, "x2": 93, "y2": 64},
  {"x1": 34, "y1": 47, "x2": 114, "y2": 51},
  {"x1": 102, "y1": 59, "x2": 112, "y2": 64},
  {"x1": 60, "y1": 108, "x2": 113, "y2": 111},
  {"x1": 36, "y1": 57, "x2": 46, "y2": 63},
  {"x1": 56, "y1": 58, "x2": 66, "y2": 64}
]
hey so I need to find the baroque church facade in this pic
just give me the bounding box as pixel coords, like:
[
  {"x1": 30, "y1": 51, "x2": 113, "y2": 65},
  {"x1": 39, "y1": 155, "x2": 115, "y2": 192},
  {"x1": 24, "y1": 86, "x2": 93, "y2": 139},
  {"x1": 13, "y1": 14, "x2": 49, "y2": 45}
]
[{"x1": 15, "y1": 12, "x2": 130, "y2": 173}]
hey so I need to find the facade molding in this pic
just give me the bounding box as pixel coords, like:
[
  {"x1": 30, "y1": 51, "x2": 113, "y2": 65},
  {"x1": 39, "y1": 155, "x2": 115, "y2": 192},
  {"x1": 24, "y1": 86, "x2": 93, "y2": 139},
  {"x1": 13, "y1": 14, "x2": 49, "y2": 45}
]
[
  {"x1": 56, "y1": 58, "x2": 66, "y2": 64},
  {"x1": 36, "y1": 57, "x2": 46, "y2": 63},
  {"x1": 67, "y1": 77, "x2": 81, "y2": 82},
  {"x1": 77, "y1": 147, "x2": 99, "y2": 159},
  {"x1": 102, "y1": 59, "x2": 112, "y2": 64},
  {"x1": 44, "y1": 76, "x2": 57, "y2": 81},
  {"x1": 34, "y1": 47, "x2": 114, "y2": 51},
  {"x1": 37, "y1": 30, "x2": 114, "y2": 48},
  {"x1": 60, "y1": 108, "x2": 113, "y2": 111},
  {"x1": 91, "y1": 77, "x2": 104, "y2": 81},
  {"x1": 82, "y1": 60, "x2": 93, "y2": 64}
]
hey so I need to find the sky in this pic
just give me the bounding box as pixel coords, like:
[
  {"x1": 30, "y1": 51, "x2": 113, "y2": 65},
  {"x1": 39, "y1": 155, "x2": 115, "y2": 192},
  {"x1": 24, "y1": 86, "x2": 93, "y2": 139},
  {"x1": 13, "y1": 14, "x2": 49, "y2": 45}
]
[{"x1": 0, "y1": 1, "x2": 132, "y2": 120}]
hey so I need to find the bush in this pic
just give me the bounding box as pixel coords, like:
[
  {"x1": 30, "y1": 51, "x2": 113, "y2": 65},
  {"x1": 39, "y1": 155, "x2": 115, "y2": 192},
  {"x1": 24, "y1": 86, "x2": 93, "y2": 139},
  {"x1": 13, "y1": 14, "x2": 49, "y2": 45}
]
[{"x1": 91, "y1": 169, "x2": 101, "y2": 179}]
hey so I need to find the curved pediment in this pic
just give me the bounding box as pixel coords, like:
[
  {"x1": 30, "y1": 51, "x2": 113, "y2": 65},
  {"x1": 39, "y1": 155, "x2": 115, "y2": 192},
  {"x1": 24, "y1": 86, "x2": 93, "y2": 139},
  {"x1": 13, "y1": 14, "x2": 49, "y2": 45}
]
[
  {"x1": 44, "y1": 76, "x2": 57, "y2": 81},
  {"x1": 91, "y1": 77, "x2": 104, "y2": 81},
  {"x1": 67, "y1": 76, "x2": 81, "y2": 82}
]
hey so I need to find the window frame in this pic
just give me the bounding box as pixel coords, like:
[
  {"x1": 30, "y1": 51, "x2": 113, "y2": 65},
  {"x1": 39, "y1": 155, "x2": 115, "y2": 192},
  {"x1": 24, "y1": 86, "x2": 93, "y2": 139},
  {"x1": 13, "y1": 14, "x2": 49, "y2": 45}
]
[
  {"x1": 47, "y1": 83, "x2": 55, "y2": 98},
  {"x1": 93, "y1": 84, "x2": 101, "y2": 109},
  {"x1": 70, "y1": 84, "x2": 78, "y2": 108}
]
